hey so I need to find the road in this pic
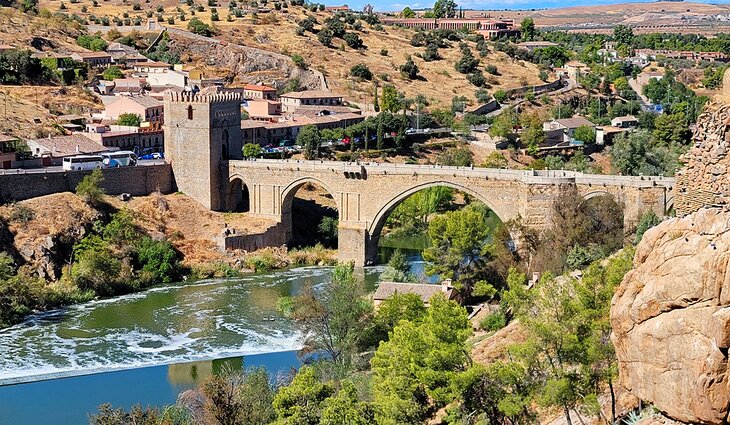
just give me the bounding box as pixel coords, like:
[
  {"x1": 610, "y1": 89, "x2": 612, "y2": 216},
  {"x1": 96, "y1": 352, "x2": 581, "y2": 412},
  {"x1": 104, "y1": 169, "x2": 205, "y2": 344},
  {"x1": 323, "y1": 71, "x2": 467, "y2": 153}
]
[
  {"x1": 628, "y1": 77, "x2": 655, "y2": 112},
  {"x1": 0, "y1": 159, "x2": 166, "y2": 175}
]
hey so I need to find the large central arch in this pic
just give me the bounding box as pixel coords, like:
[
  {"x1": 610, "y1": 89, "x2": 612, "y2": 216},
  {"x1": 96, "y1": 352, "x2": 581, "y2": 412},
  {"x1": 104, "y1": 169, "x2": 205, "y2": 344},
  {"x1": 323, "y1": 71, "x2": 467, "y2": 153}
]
[{"x1": 365, "y1": 180, "x2": 511, "y2": 264}]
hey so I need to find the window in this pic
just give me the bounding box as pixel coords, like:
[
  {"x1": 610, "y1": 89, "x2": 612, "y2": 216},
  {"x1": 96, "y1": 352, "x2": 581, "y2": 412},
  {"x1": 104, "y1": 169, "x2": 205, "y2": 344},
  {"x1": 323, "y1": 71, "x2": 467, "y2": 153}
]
[{"x1": 187, "y1": 105, "x2": 193, "y2": 120}]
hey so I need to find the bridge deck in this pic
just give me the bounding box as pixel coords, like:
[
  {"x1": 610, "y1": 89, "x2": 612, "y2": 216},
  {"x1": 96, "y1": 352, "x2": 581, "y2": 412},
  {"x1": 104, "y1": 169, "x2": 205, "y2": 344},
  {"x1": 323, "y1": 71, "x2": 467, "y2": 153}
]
[{"x1": 229, "y1": 159, "x2": 675, "y2": 189}]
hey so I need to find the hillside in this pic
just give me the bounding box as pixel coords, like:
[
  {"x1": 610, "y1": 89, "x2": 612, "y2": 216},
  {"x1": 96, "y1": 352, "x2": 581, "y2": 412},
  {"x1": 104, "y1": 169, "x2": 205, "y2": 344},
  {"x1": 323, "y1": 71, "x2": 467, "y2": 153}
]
[
  {"x1": 35, "y1": 0, "x2": 546, "y2": 108},
  {"x1": 462, "y1": 1, "x2": 730, "y2": 33}
]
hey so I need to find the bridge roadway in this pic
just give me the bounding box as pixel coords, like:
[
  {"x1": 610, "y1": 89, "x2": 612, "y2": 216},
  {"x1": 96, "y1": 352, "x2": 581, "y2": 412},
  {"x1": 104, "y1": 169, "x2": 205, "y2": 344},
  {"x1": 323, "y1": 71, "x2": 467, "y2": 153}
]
[{"x1": 225, "y1": 159, "x2": 675, "y2": 265}]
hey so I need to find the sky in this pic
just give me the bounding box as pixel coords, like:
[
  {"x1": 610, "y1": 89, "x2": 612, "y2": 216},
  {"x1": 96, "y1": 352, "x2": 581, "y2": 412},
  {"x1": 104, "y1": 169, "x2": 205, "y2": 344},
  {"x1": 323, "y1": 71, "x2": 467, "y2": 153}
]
[{"x1": 331, "y1": 0, "x2": 730, "y2": 13}]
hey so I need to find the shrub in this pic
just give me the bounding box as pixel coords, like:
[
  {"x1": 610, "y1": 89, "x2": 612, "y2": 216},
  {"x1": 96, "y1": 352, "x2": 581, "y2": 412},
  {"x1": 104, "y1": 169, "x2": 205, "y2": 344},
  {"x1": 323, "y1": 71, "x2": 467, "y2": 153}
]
[
  {"x1": 634, "y1": 210, "x2": 661, "y2": 244},
  {"x1": 479, "y1": 310, "x2": 507, "y2": 331},
  {"x1": 343, "y1": 32, "x2": 364, "y2": 49},
  {"x1": 317, "y1": 29, "x2": 333, "y2": 47},
  {"x1": 291, "y1": 53, "x2": 305, "y2": 68},
  {"x1": 493, "y1": 89, "x2": 508, "y2": 103},
  {"x1": 76, "y1": 169, "x2": 105, "y2": 206},
  {"x1": 400, "y1": 56, "x2": 419, "y2": 80},
  {"x1": 102, "y1": 65, "x2": 124, "y2": 81},
  {"x1": 136, "y1": 237, "x2": 179, "y2": 284},
  {"x1": 117, "y1": 112, "x2": 142, "y2": 126},
  {"x1": 350, "y1": 63, "x2": 372, "y2": 80},
  {"x1": 485, "y1": 64, "x2": 498, "y2": 75},
  {"x1": 467, "y1": 71, "x2": 485, "y2": 87},
  {"x1": 380, "y1": 48, "x2": 388, "y2": 56},
  {"x1": 9, "y1": 204, "x2": 35, "y2": 224},
  {"x1": 242, "y1": 143, "x2": 262, "y2": 159},
  {"x1": 436, "y1": 147, "x2": 473, "y2": 166},
  {"x1": 187, "y1": 17, "x2": 214, "y2": 36}
]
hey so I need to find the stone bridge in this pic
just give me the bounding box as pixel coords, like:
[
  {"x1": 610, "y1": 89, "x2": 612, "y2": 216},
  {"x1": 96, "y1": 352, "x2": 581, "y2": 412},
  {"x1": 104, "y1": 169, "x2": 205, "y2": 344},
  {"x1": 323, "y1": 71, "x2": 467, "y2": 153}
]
[{"x1": 225, "y1": 159, "x2": 674, "y2": 266}]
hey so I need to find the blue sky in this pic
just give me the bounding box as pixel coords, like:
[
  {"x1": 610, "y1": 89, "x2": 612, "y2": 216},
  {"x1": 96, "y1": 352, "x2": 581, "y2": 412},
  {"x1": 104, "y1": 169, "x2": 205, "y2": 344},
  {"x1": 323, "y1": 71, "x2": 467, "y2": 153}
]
[{"x1": 332, "y1": 0, "x2": 730, "y2": 13}]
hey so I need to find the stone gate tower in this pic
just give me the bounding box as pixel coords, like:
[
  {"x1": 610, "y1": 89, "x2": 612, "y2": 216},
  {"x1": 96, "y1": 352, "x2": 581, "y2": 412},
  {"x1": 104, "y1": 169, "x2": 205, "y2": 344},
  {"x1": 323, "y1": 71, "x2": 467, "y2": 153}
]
[{"x1": 163, "y1": 92, "x2": 242, "y2": 210}]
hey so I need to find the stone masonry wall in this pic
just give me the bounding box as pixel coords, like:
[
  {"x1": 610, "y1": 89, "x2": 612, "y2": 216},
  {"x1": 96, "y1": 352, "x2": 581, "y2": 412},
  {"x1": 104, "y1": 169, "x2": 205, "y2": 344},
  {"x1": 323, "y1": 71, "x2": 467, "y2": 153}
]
[
  {"x1": 0, "y1": 164, "x2": 172, "y2": 203},
  {"x1": 674, "y1": 102, "x2": 730, "y2": 217}
]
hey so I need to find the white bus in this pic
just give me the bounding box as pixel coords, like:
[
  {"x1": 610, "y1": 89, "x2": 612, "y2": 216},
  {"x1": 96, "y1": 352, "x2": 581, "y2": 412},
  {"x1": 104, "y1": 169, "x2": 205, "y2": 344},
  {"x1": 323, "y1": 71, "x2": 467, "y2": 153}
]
[
  {"x1": 62, "y1": 155, "x2": 104, "y2": 171},
  {"x1": 101, "y1": 151, "x2": 138, "y2": 168}
]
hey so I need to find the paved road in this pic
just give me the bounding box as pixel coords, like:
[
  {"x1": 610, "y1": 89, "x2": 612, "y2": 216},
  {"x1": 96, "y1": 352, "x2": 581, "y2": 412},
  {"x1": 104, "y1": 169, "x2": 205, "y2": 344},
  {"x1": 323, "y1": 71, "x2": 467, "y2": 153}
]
[{"x1": 0, "y1": 159, "x2": 166, "y2": 175}]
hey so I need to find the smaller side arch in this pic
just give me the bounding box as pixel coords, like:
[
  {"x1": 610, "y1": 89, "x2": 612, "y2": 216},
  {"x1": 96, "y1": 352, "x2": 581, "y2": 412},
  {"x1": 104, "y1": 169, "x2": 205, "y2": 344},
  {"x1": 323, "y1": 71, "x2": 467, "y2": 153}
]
[{"x1": 225, "y1": 174, "x2": 251, "y2": 212}]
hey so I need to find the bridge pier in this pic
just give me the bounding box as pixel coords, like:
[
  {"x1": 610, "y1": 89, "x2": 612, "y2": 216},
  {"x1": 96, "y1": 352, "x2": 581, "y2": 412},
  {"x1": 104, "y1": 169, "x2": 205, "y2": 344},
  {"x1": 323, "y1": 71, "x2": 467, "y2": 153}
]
[{"x1": 337, "y1": 223, "x2": 369, "y2": 267}]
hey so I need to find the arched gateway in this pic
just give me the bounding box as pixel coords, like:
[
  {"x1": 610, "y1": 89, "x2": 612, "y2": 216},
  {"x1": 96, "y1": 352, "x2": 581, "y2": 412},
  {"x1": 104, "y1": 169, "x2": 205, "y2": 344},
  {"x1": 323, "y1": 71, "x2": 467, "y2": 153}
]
[{"x1": 164, "y1": 93, "x2": 675, "y2": 266}]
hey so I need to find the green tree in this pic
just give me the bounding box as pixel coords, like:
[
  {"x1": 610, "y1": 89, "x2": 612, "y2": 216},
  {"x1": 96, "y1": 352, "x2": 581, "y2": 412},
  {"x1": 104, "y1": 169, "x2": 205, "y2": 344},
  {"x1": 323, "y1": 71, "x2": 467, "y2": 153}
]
[
  {"x1": 343, "y1": 32, "x2": 364, "y2": 49},
  {"x1": 371, "y1": 291, "x2": 426, "y2": 342},
  {"x1": 117, "y1": 112, "x2": 142, "y2": 127},
  {"x1": 379, "y1": 249, "x2": 414, "y2": 283},
  {"x1": 187, "y1": 17, "x2": 215, "y2": 36},
  {"x1": 401, "y1": 6, "x2": 416, "y2": 18},
  {"x1": 455, "y1": 47, "x2": 479, "y2": 74},
  {"x1": 297, "y1": 125, "x2": 322, "y2": 160},
  {"x1": 102, "y1": 65, "x2": 124, "y2": 80},
  {"x1": 653, "y1": 112, "x2": 691, "y2": 146},
  {"x1": 573, "y1": 125, "x2": 596, "y2": 144},
  {"x1": 400, "y1": 56, "x2": 419, "y2": 80},
  {"x1": 320, "y1": 381, "x2": 375, "y2": 425},
  {"x1": 284, "y1": 263, "x2": 372, "y2": 369},
  {"x1": 371, "y1": 294, "x2": 471, "y2": 423},
  {"x1": 634, "y1": 210, "x2": 661, "y2": 245},
  {"x1": 381, "y1": 85, "x2": 402, "y2": 113},
  {"x1": 350, "y1": 63, "x2": 372, "y2": 80},
  {"x1": 521, "y1": 17, "x2": 536, "y2": 41},
  {"x1": 136, "y1": 238, "x2": 179, "y2": 283},
  {"x1": 481, "y1": 151, "x2": 508, "y2": 168},
  {"x1": 432, "y1": 0, "x2": 457, "y2": 18},
  {"x1": 489, "y1": 108, "x2": 518, "y2": 139},
  {"x1": 436, "y1": 146, "x2": 473, "y2": 166},
  {"x1": 613, "y1": 24, "x2": 634, "y2": 46},
  {"x1": 75, "y1": 169, "x2": 105, "y2": 206},
  {"x1": 242, "y1": 143, "x2": 262, "y2": 159},
  {"x1": 203, "y1": 366, "x2": 275, "y2": 425},
  {"x1": 272, "y1": 366, "x2": 334, "y2": 425},
  {"x1": 493, "y1": 89, "x2": 508, "y2": 103},
  {"x1": 423, "y1": 204, "x2": 494, "y2": 297}
]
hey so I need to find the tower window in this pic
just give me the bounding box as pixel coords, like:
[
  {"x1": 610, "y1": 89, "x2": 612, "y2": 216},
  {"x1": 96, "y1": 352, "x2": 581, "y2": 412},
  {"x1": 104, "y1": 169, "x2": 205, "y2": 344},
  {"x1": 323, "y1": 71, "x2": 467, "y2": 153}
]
[{"x1": 187, "y1": 105, "x2": 193, "y2": 120}]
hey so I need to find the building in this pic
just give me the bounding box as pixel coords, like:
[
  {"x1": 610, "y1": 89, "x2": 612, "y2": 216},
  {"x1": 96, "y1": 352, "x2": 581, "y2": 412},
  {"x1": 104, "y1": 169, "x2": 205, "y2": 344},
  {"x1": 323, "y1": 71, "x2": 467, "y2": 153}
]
[
  {"x1": 240, "y1": 113, "x2": 365, "y2": 146},
  {"x1": 104, "y1": 96, "x2": 164, "y2": 125},
  {"x1": 279, "y1": 90, "x2": 344, "y2": 112},
  {"x1": 243, "y1": 84, "x2": 278, "y2": 100},
  {"x1": 562, "y1": 61, "x2": 591, "y2": 81},
  {"x1": 596, "y1": 126, "x2": 628, "y2": 146},
  {"x1": 517, "y1": 41, "x2": 560, "y2": 51},
  {"x1": 106, "y1": 42, "x2": 148, "y2": 65},
  {"x1": 110, "y1": 78, "x2": 146, "y2": 96},
  {"x1": 70, "y1": 51, "x2": 112, "y2": 67},
  {"x1": 611, "y1": 115, "x2": 639, "y2": 129},
  {"x1": 26, "y1": 134, "x2": 107, "y2": 163},
  {"x1": 636, "y1": 71, "x2": 664, "y2": 87},
  {"x1": 133, "y1": 61, "x2": 171, "y2": 74},
  {"x1": 372, "y1": 282, "x2": 458, "y2": 308},
  {"x1": 245, "y1": 99, "x2": 283, "y2": 119},
  {"x1": 543, "y1": 116, "x2": 595, "y2": 143},
  {"x1": 82, "y1": 126, "x2": 164, "y2": 151},
  {"x1": 0, "y1": 134, "x2": 17, "y2": 169},
  {"x1": 324, "y1": 5, "x2": 349, "y2": 12},
  {"x1": 381, "y1": 18, "x2": 518, "y2": 39},
  {"x1": 636, "y1": 49, "x2": 729, "y2": 63}
]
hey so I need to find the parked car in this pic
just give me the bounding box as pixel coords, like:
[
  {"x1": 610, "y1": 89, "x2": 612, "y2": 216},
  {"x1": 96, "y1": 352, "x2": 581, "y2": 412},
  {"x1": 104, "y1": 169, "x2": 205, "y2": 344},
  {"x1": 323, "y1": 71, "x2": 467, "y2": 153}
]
[{"x1": 139, "y1": 152, "x2": 164, "y2": 160}]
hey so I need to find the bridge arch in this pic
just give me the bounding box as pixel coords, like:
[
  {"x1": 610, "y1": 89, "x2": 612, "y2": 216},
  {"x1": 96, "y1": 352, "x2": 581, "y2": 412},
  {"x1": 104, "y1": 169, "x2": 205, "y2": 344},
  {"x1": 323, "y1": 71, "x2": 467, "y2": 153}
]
[
  {"x1": 225, "y1": 174, "x2": 251, "y2": 212},
  {"x1": 281, "y1": 177, "x2": 340, "y2": 247},
  {"x1": 366, "y1": 180, "x2": 511, "y2": 263}
]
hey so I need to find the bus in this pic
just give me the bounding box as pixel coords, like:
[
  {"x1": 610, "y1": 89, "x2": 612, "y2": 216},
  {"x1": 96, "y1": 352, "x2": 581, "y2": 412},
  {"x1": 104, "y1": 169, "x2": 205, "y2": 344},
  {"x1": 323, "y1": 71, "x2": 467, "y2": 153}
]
[
  {"x1": 62, "y1": 155, "x2": 104, "y2": 171},
  {"x1": 101, "y1": 151, "x2": 138, "y2": 168}
]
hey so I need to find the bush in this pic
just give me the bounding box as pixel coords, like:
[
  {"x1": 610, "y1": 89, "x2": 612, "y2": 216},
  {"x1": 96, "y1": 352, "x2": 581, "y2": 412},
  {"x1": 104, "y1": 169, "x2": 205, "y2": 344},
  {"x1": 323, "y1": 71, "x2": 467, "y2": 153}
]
[
  {"x1": 318, "y1": 216, "x2": 338, "y2": 246},
  {"x1": 634, "y1": 210, "x2": 661, "y2": 244},
  {"x1": 242, "y1": 143, "x2": 262, "y2": 159},
  {"x1": 485, "y1": 64, "x2": 498, "y2": 75},
  {"x1": 102, "y1": 65, "x2": 124, "y2": 81},
  {"x1": 117, "y1": 112, "x2": 142, "y2": 126},
  {"x1": 479, "y1": 310, "x2": 507, "y2": 331},
  {"x1": 136, "y1": 238, "x2": 179, "y2": 284},
  {"x1": 399, "y1": 56, "x2": 419, "y2": 80},
  {"x1": 76, "y1": 169, "x2": 105, "y2": 205},
  {"x1": 317, "y1": 29, "x2": 333, "y2": 47},
  {"x1": 493, "y1": 89, "x2": 508, "y2": 103},
  {"x1": 467, "y1": 71, "x2": 485, "y2": 87},
  {"x1": 343, "y1": 32, "x2": 364, "y2": 49},
  {"x1": 380, "y1": 48, "x2": 388, "y2": 56},
  {"x1": 436, "y1": 147, "x2": 473, "y2": 166},
  {"x1": 187, "y1": 17, "x2": 214, "y2": 36},
  {"x1": 291, "y1": 53, "x2": 305, "y2": 68},
  {"x1": 9, "y1": 204, "x2": 35, "y2": 224},
  {"x1": 350, "y1": 63, "x2": 372, "y2": 80}
]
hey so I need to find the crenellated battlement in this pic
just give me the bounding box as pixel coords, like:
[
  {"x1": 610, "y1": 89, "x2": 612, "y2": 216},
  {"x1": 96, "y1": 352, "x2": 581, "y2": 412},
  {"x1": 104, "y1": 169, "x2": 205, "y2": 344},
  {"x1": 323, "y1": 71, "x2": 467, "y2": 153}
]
[{"x1": 164, "y1": 92, "x2": 242, "y2": 104}]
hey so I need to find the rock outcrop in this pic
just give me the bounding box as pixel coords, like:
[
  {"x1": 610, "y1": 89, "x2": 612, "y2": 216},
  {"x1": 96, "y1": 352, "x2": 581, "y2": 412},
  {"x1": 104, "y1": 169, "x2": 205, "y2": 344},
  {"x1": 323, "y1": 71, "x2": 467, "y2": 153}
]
[{"x1": 611, "y1": 207, "x2": 730, "y2": 424}]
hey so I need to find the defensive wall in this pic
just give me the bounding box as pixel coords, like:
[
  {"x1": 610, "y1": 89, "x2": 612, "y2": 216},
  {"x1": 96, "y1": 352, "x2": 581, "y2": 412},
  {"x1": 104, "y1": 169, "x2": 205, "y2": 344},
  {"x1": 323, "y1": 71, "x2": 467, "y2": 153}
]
[{"x1": 0, "y1": 164, "x2": 173, "y2": 203}]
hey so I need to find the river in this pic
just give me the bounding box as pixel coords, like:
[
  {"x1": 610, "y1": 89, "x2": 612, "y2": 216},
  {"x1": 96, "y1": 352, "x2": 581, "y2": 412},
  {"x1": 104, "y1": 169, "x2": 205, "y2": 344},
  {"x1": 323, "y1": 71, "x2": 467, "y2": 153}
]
[{"x1": 0, "y1": 266, "x2": 391, "y2": 424}]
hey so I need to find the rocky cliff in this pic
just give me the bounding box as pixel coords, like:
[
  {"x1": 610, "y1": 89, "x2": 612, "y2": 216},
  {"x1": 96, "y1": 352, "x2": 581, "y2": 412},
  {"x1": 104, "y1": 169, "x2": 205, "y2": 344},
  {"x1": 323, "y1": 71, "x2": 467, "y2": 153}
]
[{"x1": 612, "y1": 92, "x2": 730, "y2": 425}]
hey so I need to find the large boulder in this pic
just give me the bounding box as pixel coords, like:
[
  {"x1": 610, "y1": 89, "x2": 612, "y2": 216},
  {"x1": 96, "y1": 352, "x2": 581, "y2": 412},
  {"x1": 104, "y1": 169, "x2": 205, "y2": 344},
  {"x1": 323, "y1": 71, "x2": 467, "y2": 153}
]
[{"x1": 611, "y1": 207, "x2": 730, "y2": 424}]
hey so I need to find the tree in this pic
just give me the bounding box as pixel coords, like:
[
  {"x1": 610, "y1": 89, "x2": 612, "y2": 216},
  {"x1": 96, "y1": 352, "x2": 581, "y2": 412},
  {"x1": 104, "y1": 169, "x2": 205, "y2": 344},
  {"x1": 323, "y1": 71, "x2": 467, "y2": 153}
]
[
  {"x1": 242, "y1": 143, "x2": 262, "y2": 159},
  {"x1": 423, "y1": 204, "x2": 496, "y2": 297},
  {"x1": 371, "y1": 294, "x2": 471, "y2": 423},
  {"x1": 102, "y1": 65, "x2": 124, "y2": 80},
  {"x1": 381, "y1": 85, "x2": 401, "y2": 113},
  {"x1": 521, "y1": 18, "x2": 536, "y2": 41},
  {"x1": 317, "y1": 28, "x2": 334, "y2": 47},
  {"x1": 187, "y1": 17, "x2": 215, "y2": 36},
  {"x1": 400, "y1": 56, "x2": 419, "y2": 80},
  {"x1": 634, "y1": 210, "x2": 661, "y2": 244},
  {"x1": 455, "y1": 47, "x2": 479, "y2": 74},
  {"x1": 350, "y1": 63, "x2": 372, "y2": 80},
  {"x1": 272, "y1": 366, "x2": 334, "y2": 425},
  {"x1": 379, "y1": 250, "x2": 414, "y2": 283},
  {"x1": 436, "y1": 146, "x2": 473, "y2": 166},
  {"x1": 343, "y1": 32, "x2": 364, "y2": 49},
  {"x1": 283, "y1": 263, "x2": 372, "y2": 369},
  {"x1": 297, "y1": 125, "x2": 322, "y2": 160},
  {"x1": 76, "y1": 169, "x2": 105, "y2": 206},
  {"x1": 613, "y1": 24, "x2": 634, "y2": 46},
  {"x1": 203, "y1": 366, "x2": 275, "y2": 425},
  {"x1": 481, "y1": 151, "x2": 508, "y2": 168},
  {"x1": 371, "y1": 291, "x2": 426, "y2": 342},
  {"x1": 573, "y1": 125, "x2": 596, "y2": 144},
  {"x1": 653, "y1": 112, "x2": 691, "y2": 146},
  {"x1": 376, "y1": 116, "x2": 384, "y2": 150},
  {"x1": 321, "y1": 381, "x2": 375, "y2": 425},
  {"x1": 493, "y1": 89, "x2": 508, "y2": 103},
  {"x1": 489, "y1": 108, "x2": 518, "y2": 139},
  {"x1": 401, "y1": 6, "x2": 416, "y2": 18},
  {"x1": 522, "y1": 125, "x2": 545, "y2": 156},
  {"x1": 116, "y1": 113, "x2": 142, "y2": 127},
  {"x1": 432, "y1": 0, "x2": 457, "y2": 18}
]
